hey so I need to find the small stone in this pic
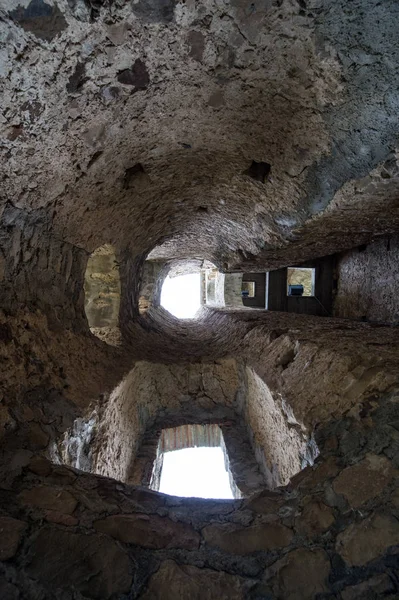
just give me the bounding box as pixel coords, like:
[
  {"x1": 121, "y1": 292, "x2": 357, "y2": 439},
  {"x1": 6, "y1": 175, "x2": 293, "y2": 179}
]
[
  {"x1": 341, "y1": 573, "x2": 395, "y2": 599},
  {"x1": 295, "y1": 501, "x2": 335, "y2": 537},
  {"x1": 94, "y1": 513, "x2": 200, "y2": 550},
  {"x1": 20, "y1": 486, "x2": 78, "y2": 514},
  {"x1": 139, "y1": 559, "x2": 245, "y2": 600},
  {"x1": 202, "y1": 521, "x2": 293, "y2": 554},
  {"x1": 267, "y1": 548, "x2": 330, "y2": 599},
  {"x1": 333, "y1": 454, "x2": 393, "y2": 508},
  {"x1": 336, "y1": 513, "x2": 399, "y2": 566},
  {"x1": 0, "y1": 516, "x2": 27, "y2": 560}
]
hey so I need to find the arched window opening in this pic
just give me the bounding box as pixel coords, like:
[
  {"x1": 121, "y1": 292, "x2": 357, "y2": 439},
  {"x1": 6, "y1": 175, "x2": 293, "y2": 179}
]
[
  {"x1": 84, "y1": 244, "x2": 121, "y2": 345},
  {"x1": 150, "y1": 424, "x2": 238, "y2": 499}
]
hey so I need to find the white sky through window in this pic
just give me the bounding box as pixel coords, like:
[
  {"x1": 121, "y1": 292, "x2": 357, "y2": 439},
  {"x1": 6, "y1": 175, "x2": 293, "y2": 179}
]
[
  {"x1": 160, "y1": 273, "x2": 201, "y2": 319},
  {"x1": 158, "y1": 447, "x2": 234, "y2": 499}
]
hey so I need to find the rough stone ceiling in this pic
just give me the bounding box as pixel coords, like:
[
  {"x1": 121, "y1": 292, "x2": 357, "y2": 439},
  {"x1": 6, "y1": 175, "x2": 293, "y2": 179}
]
[{"x1": 1, "y1": 0, "x2": 399, "y2": 268}]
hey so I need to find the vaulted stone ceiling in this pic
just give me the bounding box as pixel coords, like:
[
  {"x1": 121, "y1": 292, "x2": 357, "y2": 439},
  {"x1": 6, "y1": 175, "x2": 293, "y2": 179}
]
[
  {"x1": 2, "y1": 2, "x2": 399, "y2": 598},
  {"x1": 2, "y1": 0, "x2": 399, "y2": 268}
]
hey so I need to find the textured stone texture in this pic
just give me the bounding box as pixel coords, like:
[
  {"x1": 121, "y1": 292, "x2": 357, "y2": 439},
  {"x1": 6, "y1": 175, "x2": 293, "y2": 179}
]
[
  {"x1": 1, "y1": 0, "x2": 399, "y2": 598},
  {"x1": 267, "y1": 548, "x2": 331, "y2": 599},
  {"x1": 334, "y1": 235, "x2": 399, "y2": 323},
  {"x1": 336, "y1": 513, "x2": 399, "y2": 567},
  {"x1": 94, "y1": 513, "x2": 200, "y2": 549},
  {"x1": 0, "y1": 516, "x2": 26, "y2": 560},
  {"x1": 202, "y1": 521, "x2": 293, "y2": 554},
  {"x1": 139, "y1": 560, "x2": 246, "y2": 600},
  {"x1": 295, "y1": 500, "x2": 335, "y2": 537},
  {"x1": 341, "y1": 574, "x2": 396, "y2": 600},
  {"x1": 26, "y1": 528, "x2": 132, "y2": 598},
  {"x1": 0, "y1": 393, "x2": 397, "y2": 598},
  {"x1": 20, "y1": 485, "x2": 78, "y2": 514},
  {"x1": 332, "y1": 454, "x2": 394, "y2": 508}
]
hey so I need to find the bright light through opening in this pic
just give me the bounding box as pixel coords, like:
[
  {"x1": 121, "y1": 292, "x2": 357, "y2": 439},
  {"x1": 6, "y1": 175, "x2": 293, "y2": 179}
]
[
  {"x1": 159, "y1": 447, "x2": 234, "y2": 499},
  {"x1": 160, "y1": 273, "x2": 201, "y2": 319}
]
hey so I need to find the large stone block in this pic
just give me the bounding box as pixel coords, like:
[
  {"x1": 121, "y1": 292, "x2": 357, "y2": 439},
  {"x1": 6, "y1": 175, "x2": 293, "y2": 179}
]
[
  {"x1": 0, "y1": 516, "x2": 27, "y2": 560},
  {"x1": 139, "y1": 559, "x2": 246, "y2": 600},
  {"x1": 19, "y1": 485, "x2": 78, "y2": 514},
  {"x1": 26, "y1": 528, "x2": 132, "y2": 599},
  {"x1": 295, "y1": 500, "x2": 335, "y2": 537},
  {"x1": 341, "y1": 573, "x2": 395, "y2": 599},
  {"x1": 266, "y1": 548, "x2": 330, "y2": 599},
  {"x1": 202, "y1": 521, "x2": 293, "y2": 554},
  {"x1": 94, "y1": 513, "x2": 200, "y2": 549},
  {"x1": 336, "y1": 513, "x2": 399, "y2": 566},
  {"x1": 332, "y1": 454, "x2": 394, "y2": 508}
]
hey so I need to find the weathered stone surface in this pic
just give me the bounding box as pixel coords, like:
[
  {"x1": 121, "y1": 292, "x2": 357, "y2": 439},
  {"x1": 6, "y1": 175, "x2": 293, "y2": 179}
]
[
  {"x1": 26, "y1": 528, "x2": 132, "y2": 598},
  {"x1": 267, "y1": 548, "x2": 331, "y2": 600},
  {"x1": 0, "y1": 516, "x2": 27, "y2": 560},
  {"x1": 44, "y1": 510, "x2": 79, "y2": 526},
  {"x1": 341, "y1": 573, "x2": 395, "y2": 600},
  {"x1": 333, "y1": 454, "x2": 394, "y2": 508},
  {"x1": 336, "y1": 514, "x2": 399, "y2": 566},
  {"x1": 9, "y1": 0, "x2": 68, "y2": 41},
  {"x1": 28, "y1": 456, "x2": 52, "y2": 476},
  {"x1": 245, "y1": 490, "x2": 283, "y2": 514},
  {"x1": 0, "y1": 576, "x2": 19, "y2": 600},
  {"x1": 20, "y1": 486, "x2": 78, "y2": 514},
  {"x1": 94, "y1": 513, "x2": 200, "y2": 550},
  {"x1": 290, "y1": 456, "x2": 341, "y2": 491},
  {"x1": 295, "y1": 501, "x2": 335, "y2": 537},
  {"x1": 139, "y1": 560, "x2": 245, "y2": 600},
  {"x1": 202, "y1": 521, "x2": 293, "y2": 554}
]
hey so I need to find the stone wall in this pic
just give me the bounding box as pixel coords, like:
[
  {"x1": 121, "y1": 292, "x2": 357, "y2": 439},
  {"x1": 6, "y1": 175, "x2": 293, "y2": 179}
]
[
  {"x1": 57, "y1": 358, "x2": 311, "y2": 496},
  {"x1": 334, "y1": 235, "x2": 399, "y2": 323},
  {"x1": 0, "y1": 391, "x2": 398, "y2": 599},
  {"x1": 245, "y1": 368, "x2": 310, "y2": 489},
  {"x1": 0, "y1": 205, "x2": 87, "y2": 331},
  {"x1": 224, "y1": 273, "x2": 244, "y2": 308},
  {"x1": 84, "y1": 244, "x2": 121, "y2": 334}
]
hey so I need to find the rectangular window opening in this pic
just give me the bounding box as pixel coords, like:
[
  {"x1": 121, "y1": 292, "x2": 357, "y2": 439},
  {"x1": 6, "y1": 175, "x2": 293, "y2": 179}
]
[
  {"x1": 287, "y1": 267, "x2": 315, "y2": 297},
  {"x1": 242, "y1": 281, "x2": 256, "y2": 298},
  {"x1": 150, "y1": 424, "x2": 237, "y2": 499}
]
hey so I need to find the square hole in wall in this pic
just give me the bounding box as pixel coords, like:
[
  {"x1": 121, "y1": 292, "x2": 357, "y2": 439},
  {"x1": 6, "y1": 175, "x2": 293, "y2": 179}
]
[
  {"x1": 242, "y1": 281, "x2": 256, "y2": 298},
  {"x1": 287, "y1": 268, "x2": 315, "y2": 297}
]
